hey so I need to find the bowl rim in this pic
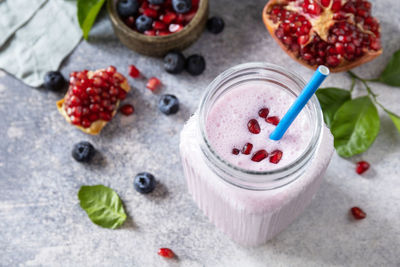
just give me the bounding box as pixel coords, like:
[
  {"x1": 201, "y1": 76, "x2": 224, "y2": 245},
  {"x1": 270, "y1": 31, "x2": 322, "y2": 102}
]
[{"x1": 107, "y1": 0, "x2": 209, "y2": 42}]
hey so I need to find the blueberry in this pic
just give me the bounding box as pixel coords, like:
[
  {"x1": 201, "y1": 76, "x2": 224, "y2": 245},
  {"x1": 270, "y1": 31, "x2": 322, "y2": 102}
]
[
  {"x1": 148, "y1": 0, "x2": 165, "y2": 4},
  {"x1": 164, "y1": 51, "x2": 186, "y2": 74},
  {"x1": 185, "y1": 55, "x2": 205, "y2": 76},
  {"x1": 172, "y1": 0, "x2": 192, "y2": 14},
  {"x1": 134, "y1": 172, "x2": 156, "y2": 194},
  {"x1": 72, "y1": 141, "x2": 95, "y2": 163},
  {"x1": 136, "y1": 15, "x2": 153, "y2": 32},
  {"x1": 117, "y1": 0, "x2": 139, "y2": 18},
  {"x1": 43, "y1": 71, "x2": 66, "y2": 91},
  {"x1": 207, "y1": 16, "x2": 225, "y2": 34},
  {"x1": 158, "y1": 94, "x2": 180, "y2": 115}
]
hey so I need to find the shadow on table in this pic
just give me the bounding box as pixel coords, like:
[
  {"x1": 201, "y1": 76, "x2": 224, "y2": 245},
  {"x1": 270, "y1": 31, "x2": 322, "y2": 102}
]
[{"x1": 240, "y1": 178, "x2": 399, "y2": 266}]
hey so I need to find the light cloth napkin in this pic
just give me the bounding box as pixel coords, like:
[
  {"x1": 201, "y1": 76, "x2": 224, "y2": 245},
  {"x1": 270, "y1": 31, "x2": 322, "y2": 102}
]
[{"x1": 0, "y1": 0, "x2": 82, "y2": 87}]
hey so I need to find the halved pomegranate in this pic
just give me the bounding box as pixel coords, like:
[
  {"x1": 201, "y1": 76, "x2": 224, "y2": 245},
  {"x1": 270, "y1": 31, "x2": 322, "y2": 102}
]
[
  {"x1": 263, "y1": 0, "x2": 382, "y2": 72},
  {"x1": 56, "y1": 67, "x2": 131, "y2": 135}
]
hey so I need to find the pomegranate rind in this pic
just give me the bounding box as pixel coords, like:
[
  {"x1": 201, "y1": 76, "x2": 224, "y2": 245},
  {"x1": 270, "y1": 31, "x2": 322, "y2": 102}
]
[
  {"x1": 262, "y1": 0, "x2": 382, "y2": 73},
  {"x1": 57, "y1": 70, "x2": 131, "y2": 135}
]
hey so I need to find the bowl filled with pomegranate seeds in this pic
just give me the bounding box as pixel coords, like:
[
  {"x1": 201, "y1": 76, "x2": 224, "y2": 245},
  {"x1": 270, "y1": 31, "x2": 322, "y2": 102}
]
[{"x1": 108, "y1": 0, "x2": 209, "y2": 56}]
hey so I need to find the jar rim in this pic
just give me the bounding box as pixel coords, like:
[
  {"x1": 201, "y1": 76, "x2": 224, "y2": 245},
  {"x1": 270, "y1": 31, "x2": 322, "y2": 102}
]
[{"x1": 198, "y1": 62, "x2": 324, "y2": 190}]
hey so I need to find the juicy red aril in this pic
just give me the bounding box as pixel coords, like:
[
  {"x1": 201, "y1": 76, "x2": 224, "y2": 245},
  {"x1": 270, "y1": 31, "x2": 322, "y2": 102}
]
[
  {"x1": 247, "y1": 119, "x2": 261, "y2": 134},
  {"x1": 350, "y1": 207, "x2": 366, "y2": 220},
  {"x1": 266, "y1": 116, "x2": 280, "y2": 126},
  {"x1": 153, "y1": 21, "x2": 167, "y2": 30},
  {"x1": 106, "y1": 65, "x2": 116, "y2": 74},
  {"x1": 356, "y1": 161, "x2": 370, "y2": 174},
  {"x1": 258, "y1": 108, "x2": 269, "y2": 118},
  {"x1": 232, "y1": 148, "x2": 240, "y2": 155},
  {"x1": 120, "y1": 104, "x2": 135, "y2": 116},
  {"x1": 251, "y1": 150, "x2": 269, "y2": 162},
  {"x1": 118, "y1": 89, "x2": 127, "y2": 100},
  {"x1": 157, "y1": 30, "x2": 170, "y2": 36},
  {"x1": 81, "y1": 118, "x2": 91, "y2": 128},
  {"x1": 241, "y1": 143, "x2": 253, "y2": 155},
  {"x1": 128, "y1": 65, "x2": 140, "y2": 78},
  {"x1": 144, "y1": 30, "x2": 156, "y2": 36},
  {"x1": 158, "y1": 248, "x2": 174, "y2": 258},
  {"x1": 269, "y1": 150, "x2": 283, "y2": 164},
  {"x1": 146, "y1": 77, "x2": 161, "y2": 92},
  {"x1": 161, "y1": 12, "x2": 177, "y2": 24},
  {"x1": 143, "y1": 8, "x2": 158, "y2": 18}
]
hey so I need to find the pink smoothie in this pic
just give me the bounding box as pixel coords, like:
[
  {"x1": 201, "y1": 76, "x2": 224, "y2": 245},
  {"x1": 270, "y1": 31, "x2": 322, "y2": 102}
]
[
  {"x1": 180, "y1": 64, "x2": 334, "y2": 246},
  {"x1": 205, "y1": 81, "x2": 312, "y2": 171}
]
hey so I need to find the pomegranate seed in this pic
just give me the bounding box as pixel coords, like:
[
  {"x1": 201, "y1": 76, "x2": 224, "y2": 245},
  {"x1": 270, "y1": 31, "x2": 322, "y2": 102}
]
[
  {"x1": 124, "y1": 16, "x2": 135, "y2": 27},
  {"x1": 350, "y1": 207, "x2": 366, "y2": 220},
  {"x1": 258, "y1": 108, "x2": 269, "y2": 118},
  {"x1": 144, "y1": 30, "x2": 156, "y2": 36},
  {"x1": 128, "y1": 65, "x2": 140, "y2": 78},
  {"x1": 106, "y1": 65, "x2": 116, "y2": 74},
  {"x1": 169, "y1": 24, "x2": 184, "y2": 33},
  {"x1": 70, "y1": 116, "x2": 80, "y2": 125},
  {"x1": 266, "y1": 116, "x2": 280, "y2": 126},
  {"x1": 99, "y1": 112, "x2": 112, "y2": 121},
  {"x1": 355, "y1": 161, "x2": 370, "y2": 174},
  {"x1": 247, "y1": 119, "x2": 261, "y2": 134},
  {"x1": 143, "y1": 8, "x2": 158, "y2": 18},
  {"x1": 158, "y1": 248, "x2": 174, "y2": 258},
  {"x1": 81, "y1": 118, "x2": 91, "y2": 128},
  {"x1": 88, "y1": 113, "x2": 99, "y2": 122},
  {"x1": 146, "y1": 77, "x2": 161, "y2": 92},
  {"x1": 148, "y1": 4, "x2": 161, "y2": 10},
  {"x1": 241, "y1": 143, "x2": 253, "y2": 155},
  {"x1": 320, "y1": 0, "x2": 330, "y2": 8},
  {"x1": 120, "y1": 104, "x2": 135, "y2": 116},
  {"x1": 109, "y1": 86, "x2": 119, "y2": 96},
  {"x1": 153, "y1": 21, "x2": 167, "y2": 30},
  {"x1": 298, "y1": 35, "x2": 309, "y2": 45},
  {"x1": 232, "y1": 148, "x2": 240, "y2": 155},
  {"x1": 118, "y1": 89, "x2": 127, "y2": 100},
  {"x1": 251, "y1": 150, "x2": 269, "y2": 162},
  {"x1": 69, "y1": 95, "x2": 81, "y2": 106},
  {"x1": 161, "y1": 12, "x2": 177, "y2": 24},
  {"x1": 269, "y1": 150, "x2": 283, "y2": 164}
]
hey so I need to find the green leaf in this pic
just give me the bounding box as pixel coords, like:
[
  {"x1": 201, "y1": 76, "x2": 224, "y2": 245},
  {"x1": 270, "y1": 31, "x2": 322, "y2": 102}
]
[
  {"x1": 331, "y1": 96, "x2": 380, "y2": 157},
  {"x1": 316, "y1": 88, "x2": 351, "y2": 128},
  {"x1": 385, "y1": 110, "x2": 400, "y2": 133},
  {"x1": 78, "y1": 185, "x2": 127, "y2": 229},
  {"x1": 77, "y1": 0, "x2": 106, "y2": 40},
  {"x1": 379, "y1": 49, "x2": 400, "y2": 86}
]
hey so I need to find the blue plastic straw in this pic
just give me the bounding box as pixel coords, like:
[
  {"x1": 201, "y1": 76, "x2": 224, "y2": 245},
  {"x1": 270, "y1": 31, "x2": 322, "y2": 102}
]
[{"x1": 269, "y1": 65, "x2": 330, "y2": 141}]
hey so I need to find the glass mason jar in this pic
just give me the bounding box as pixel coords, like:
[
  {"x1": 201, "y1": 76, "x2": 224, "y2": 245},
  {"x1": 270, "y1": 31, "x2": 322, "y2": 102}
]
[{"x1": 180, "y1": 63, "x2": 334, "y2": 246}]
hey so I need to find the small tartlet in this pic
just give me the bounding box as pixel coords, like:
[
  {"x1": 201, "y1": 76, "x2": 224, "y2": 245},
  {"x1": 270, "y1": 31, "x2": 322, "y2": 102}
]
[{"x1": 57, "y1": 69, "x2": 131, "y2": 135}]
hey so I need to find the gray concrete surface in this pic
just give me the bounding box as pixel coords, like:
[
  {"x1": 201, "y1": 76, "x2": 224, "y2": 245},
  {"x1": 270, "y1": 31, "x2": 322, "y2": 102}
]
[{"x1": 1, "y1": 0, "x2": 399, "y2": 266}]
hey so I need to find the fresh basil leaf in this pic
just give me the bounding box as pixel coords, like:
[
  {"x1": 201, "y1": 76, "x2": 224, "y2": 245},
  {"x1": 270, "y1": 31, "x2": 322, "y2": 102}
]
[
  {"x1": 77, "y1": 0, "x2": 106, "y2": 40},
  {"x1": 316, "y1": 88, "x2": 351, "y2": 128},
  {"x1": 385, "y1": 109, "x2": 400, "y2": 133},
  {"x1": 331, "y1": 96, "x2": 380, "y2": 157},
  {"x1": 78, "y1": 185, "x2": 127, "y2": 229},
  {"x1": 379, "y1": 49, "x2": 400, "y2": 87}
]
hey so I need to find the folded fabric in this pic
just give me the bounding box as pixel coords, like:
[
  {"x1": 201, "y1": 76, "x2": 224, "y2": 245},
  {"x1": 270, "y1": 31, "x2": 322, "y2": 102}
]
[
  {"x1": 0, "y1": 0, "x2": 46, "y2": 46},
  {"x1": 0, "y1": 0, "x2": 82, "y2": 87}
]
